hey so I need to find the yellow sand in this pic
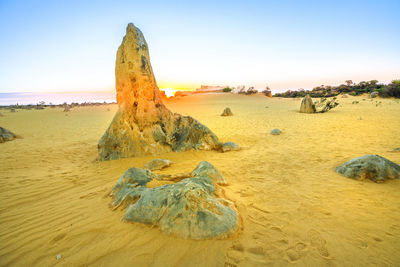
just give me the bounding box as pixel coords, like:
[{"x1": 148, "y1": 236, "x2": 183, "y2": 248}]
[{"x1": 1, "y1": 94, "x2": 400, "y2": 266}]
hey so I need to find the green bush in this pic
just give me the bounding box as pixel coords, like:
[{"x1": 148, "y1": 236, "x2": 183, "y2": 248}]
[{"x1": 222, "y1": 87, "x2": 232, "y2": 92}]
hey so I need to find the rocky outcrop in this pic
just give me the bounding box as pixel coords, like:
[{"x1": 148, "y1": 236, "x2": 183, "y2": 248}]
[
  {"x1": 110, "y1": 161, "x2": 239, "y2": 239},
  {"x1": 300, "y1": 95, "x2": 316, "y2": 113},
  {"x1": 221, "y1": 107, "x2": 233, "y2": 116},
  {"x1": 336, "y1": 155, "x2": 400, "y2": 183},
  {"x1": 144, "y1": 159, "x2": 173, "y2": 171},
  {"x1": 0, "y1": 127, "x2": 19, "y2": 143},
  {"x1": 98, "y1": 23, "x2": 223, "y2": 160}
]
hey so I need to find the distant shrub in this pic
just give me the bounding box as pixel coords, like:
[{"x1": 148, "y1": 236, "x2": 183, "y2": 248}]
[
  {"x1": 273, "y1": 80, "x2": 398, "y2": 98},
  {"x1": 222, "y1": 87, "x2": 232, "y2": 92},
  {"x1": 386, "y1": 80, "x2": 400, "y2": 98}
]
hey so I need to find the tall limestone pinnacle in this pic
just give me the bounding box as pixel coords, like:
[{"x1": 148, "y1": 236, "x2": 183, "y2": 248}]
[{"x1": 98, "y1": 23, "x2": 222, "y2": 160}]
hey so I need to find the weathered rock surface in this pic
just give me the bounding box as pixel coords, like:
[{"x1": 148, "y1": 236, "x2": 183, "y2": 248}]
[
  {"x1": 270, "y1": 128, "x2": 281, "y2": 135},
  {"x1": 221, "y1": 142, "x2": 240, "y2": 152},
  {"x1": 300, "y1": 95, "x2": 316, "y2": 113},
  {"x1": 221, "y1": 107, "x2": 233, "y2": 116},
  {"x1": 336, "y1": 155, "x2": 400, "y2": 183},
  {"x1": 110, "y1": 161, "x2": 239, "y2": 239},
  {"x1": 144, "y1": 158, "x2": 173, "y2": 171},
  {"x1": 98, "y1": 23, "x2": 222, "y2": 160},
  {"x1": 0, "y1": 127, "x2": 18, "y2": 143},
  {"x1": 191, "y1": 161, "x2": 227, "y2": 185}
]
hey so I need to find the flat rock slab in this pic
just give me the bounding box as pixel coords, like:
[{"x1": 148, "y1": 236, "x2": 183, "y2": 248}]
[
  {"x1": 110, "y1": 161, "x2": 239, "y2": 239},
  {"x1": 0, "y1": 127, "x2": 18, "y2": 143},
  {"x1": 144, "y1": 159, "x2": 173, "y2": 171},
  {"x1": 336, "y1": 155, "x2": 400, "y2": 183}
]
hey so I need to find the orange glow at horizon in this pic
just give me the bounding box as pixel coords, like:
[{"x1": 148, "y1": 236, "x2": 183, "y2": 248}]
[{"x1": 159, "y1": 88, "x2": 177, "y2": 98}]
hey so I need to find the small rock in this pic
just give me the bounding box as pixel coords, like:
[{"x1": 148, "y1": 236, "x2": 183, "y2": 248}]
[
  {"x1": 56, "y1": 254, "x2": 62, "y2": 260},
  {"x1": 358, "y1": 117, "x2": 362, "y2": 120},
  {"x1": 336, "y1": 155, "x2": 400, "y2": 183},
  {"x1": 270, "y1": 129, "x2": 281, "y2": 135},
  {"x1": 389, "y1": 148, "x2": 400, "y2": 153},
  {"x1": 221, "y1": 142, "x2": 240, "y2": 152},
  {"x1": 144, "y1": 159, "x2": 173, "y2": 171},
  {"x1": 221, "y1": 107, "x2": 233, "y2": 116},
  {"x1": 370, "y1": 92, "x2": 378, "y2": 98}
]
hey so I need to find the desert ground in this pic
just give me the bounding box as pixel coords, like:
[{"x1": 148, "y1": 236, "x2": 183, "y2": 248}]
[{"x1": 0, "y1": 93, "x2": 400, "y2": 266}]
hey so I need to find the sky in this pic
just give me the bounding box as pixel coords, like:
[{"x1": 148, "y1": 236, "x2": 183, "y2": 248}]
[{"x1": 0, "y1": 0, "x2": 399, "y2": 93}]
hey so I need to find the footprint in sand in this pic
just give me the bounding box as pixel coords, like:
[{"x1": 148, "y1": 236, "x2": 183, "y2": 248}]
[
  {"x1": 285, "y1": 242, "x2": 308, "y2": 263},
  {"x1": 308, "y1": 229, "x2": 330, "y2": 258},
  {"x1": 225, "y1": 242, "x2": 267, "y2": 266},
  {"x1": 50, "y1": 232, "x2": 66, "y2": 245}
]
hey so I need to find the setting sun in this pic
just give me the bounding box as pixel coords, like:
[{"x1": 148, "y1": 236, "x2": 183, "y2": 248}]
[{"x1": 159, "y1": 88, "x2": 177, "y2": 98}]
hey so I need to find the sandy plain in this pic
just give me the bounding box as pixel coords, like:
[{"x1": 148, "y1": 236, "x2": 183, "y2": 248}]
[{"x1": 0, "y1": 93, "x2": 400, "y2": 266}]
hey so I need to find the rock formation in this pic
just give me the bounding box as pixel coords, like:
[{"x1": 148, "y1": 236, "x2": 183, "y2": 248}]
[
  {"x1": 110, "y1": 161, "x2": 239, "y2": 239},
  {"x1": 221, "y1": 107, "x2": 233, "y2": 116},
  {"x1": 98, "y1": 23, "x2": 223, "y2": 160},
  {"x1": 299, "y1": 95, "x2": 316, "y2": 113},
  {"x1": 0, "y1": 127, "x2": 19, "y2": 143},
  {"x1": 336, "y1": 155, "x2": 400, "y2": 183}
]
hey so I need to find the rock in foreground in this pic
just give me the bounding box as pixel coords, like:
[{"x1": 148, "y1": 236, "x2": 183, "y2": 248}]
[
  {"x1": 0, "y1": 127, "x2": 18, "y2": 143},
  {"x1": 336, "y1": 155, "x2": 400, "y2": 183},
  {"x1": 110, "y1": 161, "x2": 239, "y2": 239},
  {"x1": 98, "y1": 24, "x2": 223, "y2": 160},
  {"x1": 221, "y1": 107, "x2": 233, "y2": 116},
  {"x1": 300, "y1": 95, "x2": 316, "y2": 113}
]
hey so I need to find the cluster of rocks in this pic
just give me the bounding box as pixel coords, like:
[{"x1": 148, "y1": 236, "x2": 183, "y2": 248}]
[
  {"x1": 99, "y1": 24, "x2": 400, "y2": 242},
  {"x1": 230, "y1": 86, "x2": 258, "y2": 95},
  {"x1": 110, "y1": 160, "x2": 240, "y2": 239}
]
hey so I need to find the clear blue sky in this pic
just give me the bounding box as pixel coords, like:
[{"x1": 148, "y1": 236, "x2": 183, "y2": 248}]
[{"x1": 0, "y1": 0, "x2": 399, "y2": 93}]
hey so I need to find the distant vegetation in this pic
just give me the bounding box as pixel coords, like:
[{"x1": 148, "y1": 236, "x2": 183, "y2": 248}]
[
  {"x1": 222, "y1": 87, "x2": 232, "y2": 92},
  {"x1": 274, "y1": 80, "x2": 400, "y2": 98}
]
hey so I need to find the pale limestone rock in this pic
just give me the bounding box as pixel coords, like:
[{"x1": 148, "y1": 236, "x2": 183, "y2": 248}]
[
  {"x1": 300, "y1": 95, "x2": 316, "y2": 113},
  {"x1": 98, "y1": 24, "x2": 222, "y2": 160}
]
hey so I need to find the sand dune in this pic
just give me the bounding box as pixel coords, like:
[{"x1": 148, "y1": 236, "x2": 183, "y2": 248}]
[{"x1": 0, "y1": 94, "x2": 399, "y2": 266}]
